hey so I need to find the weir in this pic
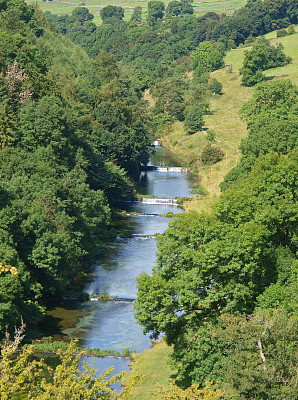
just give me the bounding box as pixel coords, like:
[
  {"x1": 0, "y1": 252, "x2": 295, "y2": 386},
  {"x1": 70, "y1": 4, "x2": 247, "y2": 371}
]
[
  {"x1": 124, "y1": 196, "x2": 179, "y2": 205},
  {"x1": 140, "y1": 165, "x2": 189, "y2": 172}
]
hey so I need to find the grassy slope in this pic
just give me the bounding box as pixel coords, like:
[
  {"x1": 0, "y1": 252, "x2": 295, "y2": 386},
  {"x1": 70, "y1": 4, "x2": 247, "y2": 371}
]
[
  {"x1": 30, "y1": 0, "x2": 247, "y2": 24},
  {"x1": 161, "y1": 28, "x2": 298, "y2": 213},
  {"x1": 122, "y1": 339, "x2": 175, "y2": 399}
]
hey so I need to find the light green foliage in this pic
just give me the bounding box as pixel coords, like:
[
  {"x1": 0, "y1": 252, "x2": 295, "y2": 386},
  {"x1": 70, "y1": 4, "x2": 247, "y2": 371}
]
[
  {"x1": 240, "y1": 38, "x2": 292, "y2": 86},
  {"x1": 0, "y1": 325, "x2": 137, "y2": 399},
  {"x1": 287, "y1": 24, "x2": 296, "y2": 34},
  {"x1": 156, "y1": 380, "x2": 225, "y2": 399},
  {"x1": 276, "y1": 28, "x2": 287, "y2": 37},
  {"x1": 191, "y1": 41, "x2": 224, "y2": 76}
]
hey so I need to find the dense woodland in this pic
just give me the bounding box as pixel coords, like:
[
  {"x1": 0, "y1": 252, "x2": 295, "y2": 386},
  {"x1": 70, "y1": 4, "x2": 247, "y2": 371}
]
[
  {"x1": 0, "y1": 0, "x2": 297, "y2": 398},
  {"x1": 0, "y1": 0, "x2": 151, "y2": 331}
]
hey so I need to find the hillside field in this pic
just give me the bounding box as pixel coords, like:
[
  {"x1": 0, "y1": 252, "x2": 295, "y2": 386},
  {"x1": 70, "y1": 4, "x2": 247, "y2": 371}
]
[
  {"x1": 160, "y1": 29, "x2": 298, "y2": 214},
  {"x1": 29, "y1": 0, "x2": 247, "y2": 24}
]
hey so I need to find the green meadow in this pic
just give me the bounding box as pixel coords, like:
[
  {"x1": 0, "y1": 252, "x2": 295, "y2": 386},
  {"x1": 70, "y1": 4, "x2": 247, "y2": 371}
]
[{"x1": 30, "y1": 0, "x2": 247, "y2": 24}]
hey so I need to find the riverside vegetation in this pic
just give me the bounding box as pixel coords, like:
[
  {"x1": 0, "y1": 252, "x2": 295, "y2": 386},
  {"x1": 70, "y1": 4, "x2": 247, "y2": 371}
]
[{"x1": 0, "y1": 0, "x2": 297, "y2": 398}]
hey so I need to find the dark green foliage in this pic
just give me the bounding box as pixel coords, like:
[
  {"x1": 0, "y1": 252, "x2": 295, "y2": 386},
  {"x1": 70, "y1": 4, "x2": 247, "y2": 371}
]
[
  {"x1": 100, "y1": 5, "x2": 124, "y2": 24},
  {"x1": 200, "y1": 143, "x2": 224, "y2": 164},
  {"x1": 184, "y1": 106, "x2": 204, "y2": 133},
  {"x1": 206, "y1": 129, "x2": 215, "y2": 141},
  {"x1": 153, "y1": 77, "x2": 186, "y2": 121},
  {"x1": 0, "y1": 0, "x2": 151, "y2": 330},
  {"x1": 72, "y1": 7, "x2": 93, "y2": 24},
  {"x1": 166, "y1": 1, "x2": 193, "y2": 18},
  {"x1": 147, "y1": 1, "x2": 165, "y2": 25}
]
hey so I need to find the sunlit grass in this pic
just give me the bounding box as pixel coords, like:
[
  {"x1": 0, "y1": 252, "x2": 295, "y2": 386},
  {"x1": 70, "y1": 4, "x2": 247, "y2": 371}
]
[
  {"x1": 30, "y1": 0, "x2": 247, "y2": 23},
  {"x1": 122, "y1": 339, "x2": 175, "y2": 399}
]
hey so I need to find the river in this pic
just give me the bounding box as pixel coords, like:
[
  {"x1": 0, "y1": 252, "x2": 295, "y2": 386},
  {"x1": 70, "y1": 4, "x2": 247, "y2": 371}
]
[{"x1": 40, "y1": 144, "x2": 195, "y2": 383}]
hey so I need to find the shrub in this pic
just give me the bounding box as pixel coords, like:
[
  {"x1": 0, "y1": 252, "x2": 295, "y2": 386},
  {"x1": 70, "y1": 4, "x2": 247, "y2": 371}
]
[
  {"x1": 209, "y1": 79, "x2": 223, "y2": 94},
  {"x1": 276, "y1": 28, "x2": 287, "y2": 37},
  {"x1": 206, "y1": 129, "x2": 216, "y2": 141},
  {"x1": 201, "y1": 144, "x2": 224, "y2": 165}
]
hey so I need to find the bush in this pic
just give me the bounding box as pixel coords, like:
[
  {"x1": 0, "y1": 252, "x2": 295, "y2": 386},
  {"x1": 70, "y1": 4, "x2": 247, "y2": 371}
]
[
  {"x1": 201, "y1": 144, "x2": 224, "y2": 165},
  {"x1": 209, "y1": 79, "x2": 223, "y2": 94},
  {"x1": 276, "y1": 28, "x2": 287, "y2": 37},
  {"x1": 206, "y1": 129, "x2": 216, "y2": 141}
]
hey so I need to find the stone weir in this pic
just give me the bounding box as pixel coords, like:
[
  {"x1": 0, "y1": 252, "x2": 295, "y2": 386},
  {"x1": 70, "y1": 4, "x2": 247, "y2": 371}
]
[
  {"x1": 140, "y1": 166, "x2": 189, "y2": 172},
  {"x1": 124, "y1": 197, "x2": 179, "y2": 205}
]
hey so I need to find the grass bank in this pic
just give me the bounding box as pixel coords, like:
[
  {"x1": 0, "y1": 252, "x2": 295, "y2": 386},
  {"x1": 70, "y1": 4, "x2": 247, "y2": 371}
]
[{"x1": 122, "y1": 339, "x2": 175, "y2": 399}]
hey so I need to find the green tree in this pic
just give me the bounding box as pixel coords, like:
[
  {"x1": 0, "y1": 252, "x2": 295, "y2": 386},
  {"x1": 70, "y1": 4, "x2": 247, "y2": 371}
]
[
  {"x1": 71, "y1": 7, "x2": 94, "y2": 24},
  {"x1": 191, "y1": 41, "x2": 224, "y2": 75},
  {"x1": 240, "y1": 38, "x2": 292, "y2": 86},
  {"x1": 200, "y1": 143, "x2": 224, "y2": 164},
  {"x1": 100, "y1": 5, "x2": 124, "y2": 24},
  {"x1": 147, "y1": 1, "x2": 165, "y2": 25},
  {"x1": 93, "y1": 51, "x2": 119, "y2": 84},
  {"x1": 222, "y1": 79, "x2": 298, "y2": 189},
  {"x1": 0, "y1": 324, "x2": 137, "y2": 399},
  {"x1": 184, "y1": 105, "x2": 204, "y2": 133},
  {"x1": 166, "y1": 1, "x2": 183, "y2": 17},
  {"x1": 135, "y1": 151, "x2": 297, "y2": 387}
]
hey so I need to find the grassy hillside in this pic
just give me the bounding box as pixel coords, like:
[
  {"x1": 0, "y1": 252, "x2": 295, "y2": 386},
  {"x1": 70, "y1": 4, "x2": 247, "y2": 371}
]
[
  {"x1": 30, "y1": 0, "x2": 247, "y2": 25},
  {"x1": 122, "y1": 339, "x2": 175, "y2": 399},
  {"x1": 161, "y1": 29, "x2": 298, "y2": 214}
]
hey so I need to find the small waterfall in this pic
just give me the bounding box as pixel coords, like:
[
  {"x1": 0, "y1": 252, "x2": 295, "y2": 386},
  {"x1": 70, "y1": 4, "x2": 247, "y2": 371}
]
[
  {"x1": 124, "y1": 197, "x2": 179, "y2": 205},
  {"x1": 140, "y1": 165, "x2": 190, "y2": 172},
  {"x1": 142, "y1": 197, "x2": 178, "y2": 205},
  {"x1": 154, "y1": 166, "x2": 189, "y2": 172}
]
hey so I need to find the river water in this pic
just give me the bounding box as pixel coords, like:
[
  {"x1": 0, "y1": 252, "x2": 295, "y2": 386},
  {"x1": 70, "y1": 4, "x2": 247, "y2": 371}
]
[{"x1": 41, "y1": 145, "x2": 195, "y2": 381}]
